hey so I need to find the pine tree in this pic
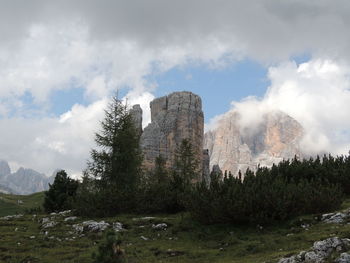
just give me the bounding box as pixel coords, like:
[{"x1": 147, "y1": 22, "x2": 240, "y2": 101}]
[
  {"x1": 44, "y1": 170, "x2": 78, "y2": 213},
  {"x1": 92, "y1": 230, "x2": 125, "y2": 263},
  {"x1": 81, "y1": 96, "x2": 143, "y2": 215},
  {"x1": 174, "y1": 139, "x2": 199, "y2": 184}
]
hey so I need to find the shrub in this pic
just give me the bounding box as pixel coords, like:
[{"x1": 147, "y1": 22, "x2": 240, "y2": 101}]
[{"x1": 43, "y1": 170, "x2": 78, "y2": 213}]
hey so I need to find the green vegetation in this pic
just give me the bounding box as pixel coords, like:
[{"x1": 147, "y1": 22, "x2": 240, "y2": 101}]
[
  {"x1": 74, "y1": 96, "x2": 143, "y2": 217},
  {"x1": 0, "y1": 191, "x2": 44, "y2": 216},
  {"x1": 92, "y1": 230, "x2": 125, "y2": 263},
  {"x1": 44, "y1": 170, "x2": 79, "y2": 213},
  {"x1": 3, "y1": 96, "x2": 350, "y2": 262},
  {"x1": 1, "y1": 201, "x2": 350, "y2": 263}
]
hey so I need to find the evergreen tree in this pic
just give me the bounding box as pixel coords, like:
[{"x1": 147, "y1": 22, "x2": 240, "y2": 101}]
[
  {"x1": 87, "y1": 96, "x2": 142, "y2": 191},
  {"x1": 174, "y1": 139, "x2": 199, "y2": 184},
  {"x1": 44, "y1": 170, "x2": 78, "y2": 213},
  {"x1": 78, "y1": 96, "x2": 143, "y2": 216},
  {"x1": 92, "y1": 230, "x2": 125, "y2": 263}
]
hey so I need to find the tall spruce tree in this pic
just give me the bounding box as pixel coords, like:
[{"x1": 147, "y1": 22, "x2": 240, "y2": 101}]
[
  {"x1": 83, "y1": 96, "x2": 143, "y2": 214},
  {"x1": 174, "y1": 138, "x2": 199, "y2": 184}
]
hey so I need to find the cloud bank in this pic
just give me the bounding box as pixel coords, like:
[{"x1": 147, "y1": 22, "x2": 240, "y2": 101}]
[
  {"x1": 0, "y1": 1, "x2": 350, "y2": 175},
  {"x1": 226, "y1": 59, "x2": 350, "y2": 156}
]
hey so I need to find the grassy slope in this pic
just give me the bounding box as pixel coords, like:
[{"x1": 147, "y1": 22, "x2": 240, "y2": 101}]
[
  {"x1": 1, "y1": 195, "x2": 350, "y2": 262},
  {"x1": 0, "y1": 192, "x2": 44, "y2": 216}
]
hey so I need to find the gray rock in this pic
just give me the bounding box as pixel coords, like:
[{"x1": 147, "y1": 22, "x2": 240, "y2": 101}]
[
  {"x1": 304, "y1": 251, "x2": 323, "y2": 262},
  {"x1": 0, "y1": 160, "x2": 11, "y2": 177},
  {"x1": 322, "y1": 212, "x2": 347, "y2": 224},
  {"x1": 72, "y1": 220, "x2": 110, "y2": 233},
  {"x1": 152, "y1": 223, "x2": 167, "y2": 230},
  {"x1": 42, "y1": 221, "x2": 57, "y2": 229},
  {"x1": 1, "y1": 214, "x2": 23, "y2": 220},
  {"x1": 204, "y1": 110, "x2": 303, "y2": 176},
  {"x1": 313, "y1": 237, "x2": 344, "y2": 257},
  {"x1": 64, "y1": 216, "x2": 77, "y2": 222},
  {"x1": 202, "y1": 149, "x2": 210, "y2": 184},
  {"x1": 277, "y1": 237, "x2": 350, "y2": 263},
  {"x1": 335, "y1": 253, "x2": 350, "y2": 263},
  {"x1": 112, "y1": 222, "x2": 124, "y2": 232},
  {"x1": 0, "y1": 165, "x2": 54, "y2": 194},
  {"x1": 140, "y1": 92, "x2": 204, "y2": 180},
  {"x1": 130, "y1": 104, "x2": 143, "y2": 137}
]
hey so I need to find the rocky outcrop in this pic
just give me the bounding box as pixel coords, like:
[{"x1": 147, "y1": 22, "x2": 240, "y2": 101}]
[
  {"x1": 205, "y1": 110, "x2": 303, "y2": 176},
  {"x1": 140, "y1": 92, "x2": 204, "y2": 179},
  {"x1": 202, "y1": 149, "x2": 210, "y2": 184},
  {"x1": 130, "y1": 104, "x2": 143, "y2": 137},
  {"x1": 0, "y1": 160, "x2": 11, "y2": 177},
  {"x1": 0, "y1": 160, "x2": 54, "y2": 194},
  {"x1": 278, "y1": 237, "x2": 350, "y2": 263}
]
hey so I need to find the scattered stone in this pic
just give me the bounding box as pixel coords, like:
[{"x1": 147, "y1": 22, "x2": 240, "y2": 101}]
[
  {"x1": 152, "y1": 223, "x2": 168, "y2": 230},
  {"x1": 64, "y1": 216, "x2": 77, "y2": 222},
  {"x1": 41, "y1": 221, "x2": 58, "y2": 229},
  {"x1": 322, "y1": 212, "x2": 348, "y2": 224},
  {"x1": 0, "y1": 214, "x2": 23, "y2": 220},
  {"x1": 140, "y1": 236, "x2": 149, "y2": 241},
  {"x1": 166, "y1": 249, "x2": 184, "y2": 257},
  {"x1": 278, "y1": 237, "x2": 350, "y2": 263},
  {"x1": 58, "y1": 210, "x2": 71, "y2": 216},
  {"x1": 72, "y1": 220, "x2": 110, "y2": 233},
  {"x1": 112, "y1": 222, "x2": 124, "y2": 232},
  {"x1": 335, "y1": 252, "x2": 350, "y2": 263}
]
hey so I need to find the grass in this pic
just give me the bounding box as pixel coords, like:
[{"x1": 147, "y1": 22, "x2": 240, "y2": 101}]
[
  {"x1": 0, "y1": 192, "x2": 44, "y2": 216},
  {"x1": 1, "y1": 195, "x2": 350, "y2": 262}
]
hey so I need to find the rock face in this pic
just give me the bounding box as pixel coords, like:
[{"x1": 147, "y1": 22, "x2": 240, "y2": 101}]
[
  {"x1": 0, "y1": 160, "x2": 11, "y2": 177},
  {"x1": 0, "y1": 160, "x2": 54, "y2": 194},
  {"x1": 140, "y1": 91, "x2": 204, "y2": 178},
  {"x1": 205, "y1": 110, "x2": 303, "y2": 175},
  {"x1": 278, "y1": 237, "x2": 350, "y2": 263},
  {"x1": 130, "y1": 104, "x2": 143, "y2": 137}
]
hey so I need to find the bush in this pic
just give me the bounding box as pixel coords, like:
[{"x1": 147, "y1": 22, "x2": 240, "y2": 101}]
[
  {"x1": 43, "y1": 170, "x2": 79, "y2": 213},
  {"x1": 187, "y1": 165, "x2": 344, "y2": 225},
  {"x1": 92, "y1": 230, "x2": 125, "y2": 263}
]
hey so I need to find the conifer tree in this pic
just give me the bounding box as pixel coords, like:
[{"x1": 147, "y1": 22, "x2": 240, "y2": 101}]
[
  {"x1": 44, "y1": 170, "x2": 78, "y2": 213},
  {"x1": 86, "y1": 96, "x2": 142, "y2": 191},
  {"x1": 174, "y1": 138, "x2": 199, "y2": 184},
  {"x1": 81, "y1": 96, "x2": 143, "y2": 215}
]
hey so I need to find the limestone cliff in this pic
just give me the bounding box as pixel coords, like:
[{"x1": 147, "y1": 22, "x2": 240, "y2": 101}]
[
  {"x1": 140, "y1": 91, "x2": 204, "y2": 179},
  {"x1": 204, "y1": 110, "x2": 303, "y2": 175}
]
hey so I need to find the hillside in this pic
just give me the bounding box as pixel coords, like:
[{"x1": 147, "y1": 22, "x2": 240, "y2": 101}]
[
  {"x1": 0, "y1": 192, "x2": 44, "y2": 217},
  {"x1": 1, "y1": 197, "x2": 350, "y2": 262}
]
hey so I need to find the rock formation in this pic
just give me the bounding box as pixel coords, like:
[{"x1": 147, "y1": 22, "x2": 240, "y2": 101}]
[
  {"x1": 0, "y1": 160, "x2": 54, "y2": 194},
  {"x1": 205, "y1": 110, "x2": 303, "y2": 176},
  {"x1": 130, "y1": 104, "x2": 143, "y2": 137},
  {"x1": 140, "y1": 91, "x2": 204, "y2": 179}
]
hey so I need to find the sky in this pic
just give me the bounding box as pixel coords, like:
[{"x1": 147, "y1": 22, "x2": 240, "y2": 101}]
[{"x1": 1, "y1": 0, "x2": 350, "y2": 177}]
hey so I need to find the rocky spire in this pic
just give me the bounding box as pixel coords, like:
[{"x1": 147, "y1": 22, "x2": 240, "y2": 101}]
[{"x1": 140, "y1": 91, "x2": 204, "y2": 180}]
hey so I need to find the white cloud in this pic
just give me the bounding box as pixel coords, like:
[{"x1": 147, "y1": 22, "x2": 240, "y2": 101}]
[
  {"x1": 0, "y1": 99, "x2": 107, "y2": 176},
  {"x1": 213, "y1": 59, "x2": 350, "y2": 156},
  {"x1": 1, "y1": 1, "x2": 350, "y2": 175}
]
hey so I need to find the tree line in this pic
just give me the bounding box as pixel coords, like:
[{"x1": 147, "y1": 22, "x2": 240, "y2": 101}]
[{"x1": 44, "y1": 96, "x2": 349, "y2": 225}]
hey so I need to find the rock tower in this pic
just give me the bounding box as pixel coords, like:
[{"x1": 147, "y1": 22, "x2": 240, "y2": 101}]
[{"x1": 140, "y1": 91, "x2": 205, "y2": 179}]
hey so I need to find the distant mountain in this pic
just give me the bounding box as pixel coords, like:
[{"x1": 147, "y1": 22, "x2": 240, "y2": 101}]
[
  {"x1": 204, "y1": 110, "x2": 303, "y2": 175},
  {"x1": 0, "y1": 184, "x2": 15, "y2": 194},
  {"x1": 0, "y1": 160, "x2": 54, "y2": 195}
]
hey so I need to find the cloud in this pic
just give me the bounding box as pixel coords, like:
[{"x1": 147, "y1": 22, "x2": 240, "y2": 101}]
[
  {"x1": 219, "y1": 59, "x2": 350, "y2": 156},
  {"x1": 0, "y1": 99, "x2": 107, "y2": 177},
  {"x1": 1, "y1": 1, "x2": 350, "y2": 175}
]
